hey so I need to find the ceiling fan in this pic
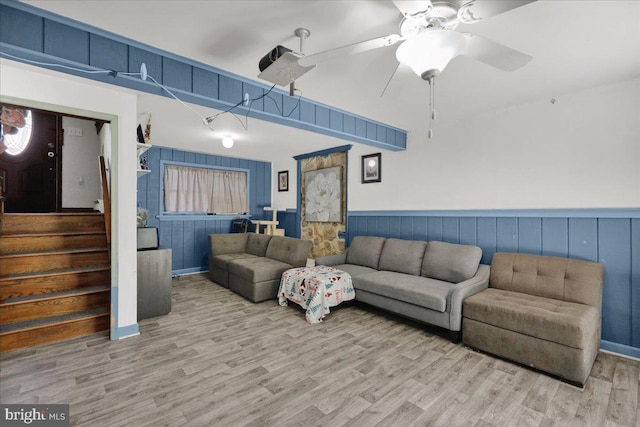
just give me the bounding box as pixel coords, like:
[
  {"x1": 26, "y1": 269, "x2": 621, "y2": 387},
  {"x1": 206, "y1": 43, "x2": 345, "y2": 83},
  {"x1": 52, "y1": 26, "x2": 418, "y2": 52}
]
[{"x1": 257, "y1": 0, "x2": 536, "y2": 137}]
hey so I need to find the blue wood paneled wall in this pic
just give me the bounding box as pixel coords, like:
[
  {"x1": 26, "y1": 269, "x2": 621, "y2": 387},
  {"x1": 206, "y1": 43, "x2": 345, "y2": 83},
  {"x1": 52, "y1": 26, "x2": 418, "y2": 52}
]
[
  {"x1": 137, "y1": 146, "x2": 271, "y2": 274},
  {"x1": 346, "y1": 210, "x2": 640, "y2": 359},
  {"x1": 277, "y1": 210, "x2": 299, "y2": 238},
  {"x1": 0, "y1": 1, "x2": 407, "y2": 151}
]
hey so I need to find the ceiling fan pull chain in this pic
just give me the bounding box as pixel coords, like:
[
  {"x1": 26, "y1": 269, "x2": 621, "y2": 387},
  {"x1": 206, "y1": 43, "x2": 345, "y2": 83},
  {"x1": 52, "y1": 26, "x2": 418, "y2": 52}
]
[
  {"x1": 428, "y1": 76, "x2": 435, "y2": 139},
  {"x1": 432, "y1": 77, "x2": 436, "y2": 121}
]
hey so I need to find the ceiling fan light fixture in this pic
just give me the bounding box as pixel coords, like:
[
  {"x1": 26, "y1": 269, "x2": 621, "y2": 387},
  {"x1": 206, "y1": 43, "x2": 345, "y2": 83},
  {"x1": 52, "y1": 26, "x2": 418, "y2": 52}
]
[
  {"x1": 222, "y1": 135, "x2": 234, "y2": 148},
  {"x1": 395, "y1": 30, "x2": 467, "y2": 79}
]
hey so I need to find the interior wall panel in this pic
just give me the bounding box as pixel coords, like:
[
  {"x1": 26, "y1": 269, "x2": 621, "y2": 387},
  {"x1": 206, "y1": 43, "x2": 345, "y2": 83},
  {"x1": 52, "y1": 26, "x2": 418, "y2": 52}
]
[
  {"x1": 598, "y1": 219, "x2": 632, "y2": 346},
  {"x1": 542, "y1": 218, "x2": 568, "y2": 258},
  {"x1": 632, "y1": 219, "x2": 640, "y2": 348}
]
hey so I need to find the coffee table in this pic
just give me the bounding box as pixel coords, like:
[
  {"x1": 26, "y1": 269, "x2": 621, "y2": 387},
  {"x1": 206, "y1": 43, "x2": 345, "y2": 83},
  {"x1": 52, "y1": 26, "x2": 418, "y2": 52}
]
[{"x1": 278, "y1": 265, "x2": 355, "y2": 323}]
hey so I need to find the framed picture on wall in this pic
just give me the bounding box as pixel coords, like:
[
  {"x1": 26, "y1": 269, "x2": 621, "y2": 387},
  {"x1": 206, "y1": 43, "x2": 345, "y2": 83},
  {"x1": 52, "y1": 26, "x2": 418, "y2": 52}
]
[
  {"x1": 305, "y1": 166, "x2": 342, "y2": 222},
  {"x1": 278, "y1": 170, "x2": 289, "y2": 192},
  {"x1": 362, "y1": 152, "x2": 381, "y2": 183}
]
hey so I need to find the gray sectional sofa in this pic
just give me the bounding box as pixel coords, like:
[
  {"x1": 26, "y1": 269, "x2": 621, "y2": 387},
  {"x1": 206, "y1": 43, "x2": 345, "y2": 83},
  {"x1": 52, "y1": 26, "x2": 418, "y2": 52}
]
[
  {"x1": 463, "y1": 252, "x2": 604, "y2": 386},
  {"x1": 316, "y1": 236, "x2": 489, "y2": 342},
  {"x1": 208, "y1": 233, "x2": 312, "y2": 303}
]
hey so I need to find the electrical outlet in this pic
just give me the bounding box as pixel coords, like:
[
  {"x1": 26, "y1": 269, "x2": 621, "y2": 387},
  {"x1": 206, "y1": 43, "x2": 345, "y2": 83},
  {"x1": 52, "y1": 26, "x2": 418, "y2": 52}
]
[{"x1": 67, "y1": 127, "x2": 83, "y2": 137}]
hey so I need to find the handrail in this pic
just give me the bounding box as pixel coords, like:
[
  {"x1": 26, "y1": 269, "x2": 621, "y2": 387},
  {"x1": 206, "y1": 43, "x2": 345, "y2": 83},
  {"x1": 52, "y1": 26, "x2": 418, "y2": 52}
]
[
  {"x1": 0, "y1": 175, "x2": 5, "y2": 215},
  {"x1": 99, "y1": 156, "x2": 111, "y2": 252}
]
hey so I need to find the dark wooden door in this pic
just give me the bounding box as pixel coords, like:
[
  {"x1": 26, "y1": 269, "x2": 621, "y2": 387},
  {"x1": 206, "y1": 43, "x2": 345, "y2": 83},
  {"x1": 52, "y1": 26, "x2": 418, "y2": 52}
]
[{"x1": 0, "y1": 109, "x2": 62, "y2": 213}]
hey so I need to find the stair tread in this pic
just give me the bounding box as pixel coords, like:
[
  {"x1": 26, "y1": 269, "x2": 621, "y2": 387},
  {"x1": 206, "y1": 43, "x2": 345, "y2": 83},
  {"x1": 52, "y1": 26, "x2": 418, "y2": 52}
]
[
  {"x1": 0, "y1": 230, "x2": 105, "y2": 237},
  {"x1": 0, "y1": 265, "x2": 110, "y2": 281},
  {"x1": 0, "y1": 247, "x2": 108, "y2": 258},
  {"x1": 2, "y1": 286, "x2": 109, "y2": 305},
  {"x1": 0, "y1": 307, "x2": 109, "y2": 334},
  {"x1": 1, "y1": 213, "x2": 103, "y2": 216}
]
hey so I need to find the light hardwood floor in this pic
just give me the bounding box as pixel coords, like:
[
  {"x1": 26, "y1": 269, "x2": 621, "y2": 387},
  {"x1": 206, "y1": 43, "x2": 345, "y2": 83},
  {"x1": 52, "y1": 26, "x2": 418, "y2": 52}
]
[{"x1": 1, "y1": 274, "x2": 638, "y2": 427}]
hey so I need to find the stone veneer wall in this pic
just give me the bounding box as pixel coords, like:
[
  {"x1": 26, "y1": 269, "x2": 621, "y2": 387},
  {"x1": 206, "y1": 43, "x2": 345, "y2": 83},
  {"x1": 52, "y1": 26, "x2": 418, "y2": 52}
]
[{"x1": 301, "y1": 152, "x2": 347, "y2": 258}]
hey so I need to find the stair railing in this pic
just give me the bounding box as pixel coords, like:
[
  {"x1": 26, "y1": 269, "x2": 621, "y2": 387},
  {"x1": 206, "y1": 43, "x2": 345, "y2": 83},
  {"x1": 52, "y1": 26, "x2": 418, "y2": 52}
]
[{"x1": 99, "y1": 156, "x2": 111, "y2": 255}]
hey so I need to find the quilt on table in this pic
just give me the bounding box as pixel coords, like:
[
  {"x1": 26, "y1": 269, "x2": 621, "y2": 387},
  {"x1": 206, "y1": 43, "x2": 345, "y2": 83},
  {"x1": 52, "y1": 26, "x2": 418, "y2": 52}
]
[{"x1": 278, "y1": 265, "x2": 355, "y2": 323}]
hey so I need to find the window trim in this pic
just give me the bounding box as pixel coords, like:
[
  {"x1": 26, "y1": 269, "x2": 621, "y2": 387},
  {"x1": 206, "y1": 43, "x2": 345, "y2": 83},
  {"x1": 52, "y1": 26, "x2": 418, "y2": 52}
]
[
  {"x1": 3, "y1": 108, "x2": 33, "y2": 156},
  {"x1": 158, "y1": 160, "x2": 251, "y2": 221}
]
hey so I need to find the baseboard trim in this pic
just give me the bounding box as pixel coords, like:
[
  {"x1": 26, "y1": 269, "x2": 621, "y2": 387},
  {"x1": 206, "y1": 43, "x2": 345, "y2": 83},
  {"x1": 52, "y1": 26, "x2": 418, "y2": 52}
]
[
  {"x1": 600, "y1": 340, "x2": 640, "y2": 361},
  {"x1": 172, "y1": 267, "x2": 208, "y2": 276},
  {"x1": 114, "y1": 323, "x2": 139, "y2": 340}
]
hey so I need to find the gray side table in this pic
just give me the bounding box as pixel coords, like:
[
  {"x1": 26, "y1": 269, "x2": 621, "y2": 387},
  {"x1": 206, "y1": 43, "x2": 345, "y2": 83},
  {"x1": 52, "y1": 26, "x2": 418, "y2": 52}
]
[{"x1": 137, "y1": 248, "x2": 172, "y2": 321}]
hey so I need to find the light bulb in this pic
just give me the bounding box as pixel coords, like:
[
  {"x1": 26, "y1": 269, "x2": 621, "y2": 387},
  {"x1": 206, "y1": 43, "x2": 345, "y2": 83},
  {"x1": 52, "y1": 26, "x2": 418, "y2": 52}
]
[
  {"x1": 222, "y1": 136, "x2": 234, "y2": 148},
  {"x1": 396, "y1": 30, "x2": 466, "y2": 79},
  {"x1": 368, "y1": 159, "x2": 376, "y2": 168}
]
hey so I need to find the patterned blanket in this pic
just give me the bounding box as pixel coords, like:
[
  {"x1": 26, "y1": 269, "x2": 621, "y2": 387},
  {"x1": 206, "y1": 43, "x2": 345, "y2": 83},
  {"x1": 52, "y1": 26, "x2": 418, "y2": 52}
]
[{"x1": 278, "y1": 265, "x2": 355, "y2": 323}]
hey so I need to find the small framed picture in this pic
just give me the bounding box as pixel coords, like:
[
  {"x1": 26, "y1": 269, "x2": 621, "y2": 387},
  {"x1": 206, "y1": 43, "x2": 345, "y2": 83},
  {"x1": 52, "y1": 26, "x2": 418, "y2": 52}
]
[
  {"x1": 362, "y1": 153, "x2": 381, "y2": 183},
  {"x1": 278, "y1": 170, "x2": 289, "y2": 192}
]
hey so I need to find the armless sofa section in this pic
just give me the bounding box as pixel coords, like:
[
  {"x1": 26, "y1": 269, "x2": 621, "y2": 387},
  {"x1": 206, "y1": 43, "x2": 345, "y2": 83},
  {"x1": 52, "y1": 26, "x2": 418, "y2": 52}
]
[
  {"x1": 316, "y1": 236, "x2": 489, "y2": 342},
  {"x1": 208, "y1": 233, "x2": 312, "y2": 303},
  {"x1": 462, "y1": 252, "x2": 604, "y2": 387}
]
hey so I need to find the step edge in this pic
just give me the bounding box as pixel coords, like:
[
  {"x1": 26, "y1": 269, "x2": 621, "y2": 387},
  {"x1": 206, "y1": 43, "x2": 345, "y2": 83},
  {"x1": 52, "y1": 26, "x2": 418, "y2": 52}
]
[
  {"x1": 0, "y1": 311, "x2": 110, "y2": 336},
  {"x1": 0, "y1": 247, "x2": 109, "y2": 259},
  {"x1": 0, "y1": 213, "x2": 104, "y2": 216},
  {"x1": 0, "y1": 231, "x2": 106, "y2": 238},
  {"x1": 1, "y1": 288, "x2": 110, "y2": 307},
  {"x1": 0, "y1": 266, "x2": 111, "y2": 282}
]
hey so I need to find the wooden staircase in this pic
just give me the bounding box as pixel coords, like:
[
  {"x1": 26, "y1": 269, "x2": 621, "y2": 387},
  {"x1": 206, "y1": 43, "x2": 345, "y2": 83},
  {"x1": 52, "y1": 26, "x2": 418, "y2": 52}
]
[{"x1": 0, "y1": 213, "x2": 110, "y2": 352}]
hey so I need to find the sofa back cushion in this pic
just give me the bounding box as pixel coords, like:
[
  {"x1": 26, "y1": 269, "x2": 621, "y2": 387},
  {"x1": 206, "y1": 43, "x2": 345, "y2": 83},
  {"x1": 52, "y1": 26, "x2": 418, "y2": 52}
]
[
  {"x1": 265, "y1": 236, "x2": 312, "y2": 267},
  {"x1": 209, "y1": 233, "x2": 249, "y2": 256},
  {"x1": 490, "y1": 252, "x2": 604, "y2": 308},
  {"x1": 246, "y1": 234, "x2": 272, "y2": 257},
  {"x1": 378, "y1": 238, "x2": 427, "y2": 276},
  {"x1": 346, "y1": 236, "x2": 386, "y2": 269},
  {"x1": 421, "y1": 241, "x2": 482, "y2": 283}
]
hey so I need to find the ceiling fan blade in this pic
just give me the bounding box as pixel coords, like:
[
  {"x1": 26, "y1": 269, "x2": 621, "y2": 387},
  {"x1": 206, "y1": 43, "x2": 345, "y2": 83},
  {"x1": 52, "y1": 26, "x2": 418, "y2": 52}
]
[
  {"x1": 298, "y1": 34, "x2": 403, "y2": 67},
  {"x1": 461, "y1": 33, "x2": 532, "y2": 71},
  {"x1": 391, "y1": 0, "x2": 433, "y2": 18},
  {"x1": 458, "y1": 0, "x2": 536, "y2": 23}
]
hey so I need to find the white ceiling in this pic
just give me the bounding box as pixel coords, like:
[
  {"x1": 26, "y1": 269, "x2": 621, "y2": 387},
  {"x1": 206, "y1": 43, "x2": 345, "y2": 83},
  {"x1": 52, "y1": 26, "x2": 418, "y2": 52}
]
[{"x1": 26, "y1": 0, "x2": 640, "y2": 157}]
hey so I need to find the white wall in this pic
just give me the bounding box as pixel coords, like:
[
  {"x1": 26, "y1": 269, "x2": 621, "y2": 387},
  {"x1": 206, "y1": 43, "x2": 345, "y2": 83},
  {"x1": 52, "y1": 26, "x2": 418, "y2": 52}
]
[
  {"x1": 0, "y1": 61, "x2": 139, "y2": 333},
  {"x1": 62, "y1": 117, "x2": 101, "y2": 208},
  {"x1": 98, "y1": 123, "x2": 112, "y2": 194},
  {"x1": 348, "y1": 77, "x2": 640, "y2": 211},
  {"x1": 271, "y1": 157, "x2": 298, "y2": 210}
]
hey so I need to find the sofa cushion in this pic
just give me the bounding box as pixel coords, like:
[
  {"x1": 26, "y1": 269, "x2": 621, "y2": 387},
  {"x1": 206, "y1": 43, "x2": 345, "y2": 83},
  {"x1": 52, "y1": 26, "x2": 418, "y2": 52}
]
[
  {"x1": 228, "y1": 257, "x2": 293, "y2": 283},
  {"x1": 422, "y1": 241, "x2": 482, "y2": 283},
  {"x1": 246, "y1": 234, "x2": 272, "y2": 257},
  {"x1": 378, "y1": 238, "x2": 427, "y2": 276},
  {"x1": 210, "y1": 253, "x2": 257, "y2": 271},
  {"x1": 265, "y1": 236, "x2": 312, "y2": 267},
  {"x1": 490, "y1": 252, "x2": 604, "y2": 308},
  {"x1": 353, "y1": 271, "x2": 451, "y2": 312},
  {"x1": 463, "y1": 288, "x2": 600, "y2": 349},
  {"x1": 346, "y1": 236, "x2": 386, "y2": 270},
  {"x1": 209, "y1": 233, "x2": 249, "y2": 256},
  {"x1": 332, "y1": 264, "x2": 377, "y2": 279}
]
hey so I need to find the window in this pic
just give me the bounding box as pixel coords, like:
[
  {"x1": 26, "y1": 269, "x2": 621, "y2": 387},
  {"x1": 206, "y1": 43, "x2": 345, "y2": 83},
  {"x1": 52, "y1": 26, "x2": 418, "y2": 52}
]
[
  {"x1": 3, "y1": 109, "x2": 32, "y2": 156},
  {"x1": 163, "y1": 163, "x2": 248, "y2": 214}
]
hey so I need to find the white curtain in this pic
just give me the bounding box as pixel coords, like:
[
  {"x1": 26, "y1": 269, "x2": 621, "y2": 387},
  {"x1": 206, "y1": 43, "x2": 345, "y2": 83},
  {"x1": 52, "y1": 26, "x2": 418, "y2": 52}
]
[{"x1": 164, "y1": 165, "x2": 248, "y2": 214}]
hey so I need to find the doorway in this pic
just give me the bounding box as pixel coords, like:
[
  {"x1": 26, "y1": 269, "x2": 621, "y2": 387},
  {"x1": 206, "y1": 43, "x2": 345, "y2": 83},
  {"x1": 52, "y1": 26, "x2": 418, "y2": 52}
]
[
  {"x1": 0, "y1": 107, "x2": 61, "y2": 212},
  {"x1": 0, "y1": 104, "x2": 106, "y2": 213}
]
